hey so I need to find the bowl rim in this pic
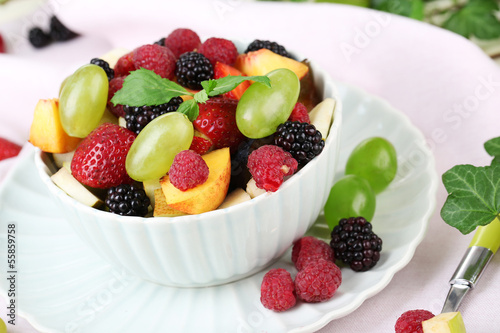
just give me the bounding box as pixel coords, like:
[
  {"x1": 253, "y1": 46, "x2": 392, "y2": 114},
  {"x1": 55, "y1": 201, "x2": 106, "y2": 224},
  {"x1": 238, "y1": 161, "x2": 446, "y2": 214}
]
[{"x1": 34, "y1": 58, "x2": 343, "y2": 226}]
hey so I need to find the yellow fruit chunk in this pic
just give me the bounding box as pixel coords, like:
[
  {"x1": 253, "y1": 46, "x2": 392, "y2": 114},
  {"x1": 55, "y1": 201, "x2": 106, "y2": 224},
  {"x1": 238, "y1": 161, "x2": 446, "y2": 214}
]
[
  {"x1": 235, "y1": 49, "x2": 309, "y2": 79},
  {"x1": 29, "y1": 99, "x2": 81, "y2": 153},
  {"x1": 422, "y1": 312, "x2": 467, "y2": 333},
  {"x1": 160, "y1": 148, "x2": 231, "y2": 214},
  {"x1": 153, "y1": 189, "x2": 186, "y2": 217}
]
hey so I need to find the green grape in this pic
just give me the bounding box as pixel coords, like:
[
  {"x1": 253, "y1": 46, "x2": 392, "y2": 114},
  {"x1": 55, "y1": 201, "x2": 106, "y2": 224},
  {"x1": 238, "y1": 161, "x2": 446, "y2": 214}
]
[
  {"x1": 0, "y1": 317, "x2": 6, "y2": 333},
  {"x1": 236, "y1": 68, "x2": 299, "y2": 138},
  {"x1": 126, "y1": 112, "x2": 193, "y2": 181},
  {"x1": 59, "y1": 64, "x2": 109, "y2": 138},
  {"x1": 345, "y1": 137, "x2": 397, "y2": 194},
  {"x1": 324, "y1": 175, "x2": 376, "y2": 230}
]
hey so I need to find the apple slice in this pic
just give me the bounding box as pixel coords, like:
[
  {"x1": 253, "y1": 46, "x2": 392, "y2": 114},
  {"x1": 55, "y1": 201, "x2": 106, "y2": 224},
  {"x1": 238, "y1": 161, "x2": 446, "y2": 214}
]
[
  {"x1": 160, "y1": 148, "x2": 231, "y2": 214},
  {"x1": 246, "y1": 178, "x2": 266, "y2": 198},
  {"x1": 422, "y1": 312, "x2": 466, "y2": 333},
  {"x1": 309, "y1": 98, "x2": 336, "y2": 140},
  {"x1": 153, "y1": 189, "x2": 185, "y2": 217},
  {"x1": 218, "y1": 188, "x2": 251, "y2": 209},
  {"x1": 51, "y1": 167, "x2": 103, "y2": 208},
  {"x1": 99, "y1": 48, "x2": 130, "y2": 68},
  {"x1": 235, "y1": 49, "x2": 309, "y2": 79},
  {"x1": 53, "y1": 150, "x2": 75, "y2": 168},
  {"x1": 143, "y1": 178, "x2": 161, "y2": 209}
]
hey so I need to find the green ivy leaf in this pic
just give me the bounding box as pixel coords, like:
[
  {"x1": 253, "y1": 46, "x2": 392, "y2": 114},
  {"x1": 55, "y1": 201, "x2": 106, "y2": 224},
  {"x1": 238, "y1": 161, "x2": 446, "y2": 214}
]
[
  {"x1": 441, "y1": 163, "x2": 500, "y2": 234},
  {"x1": 176, "y1": 99, "x2": 199, "y2": 122},
  {"x1": 484, "y1": 136, "x2": 500, "y2": 157},
  {"x1": 443, "y1": 0, "x2": 500, "y2": 40},
  {"x1": 371, "y1": 0, "x2": 424, "y2": 20}
]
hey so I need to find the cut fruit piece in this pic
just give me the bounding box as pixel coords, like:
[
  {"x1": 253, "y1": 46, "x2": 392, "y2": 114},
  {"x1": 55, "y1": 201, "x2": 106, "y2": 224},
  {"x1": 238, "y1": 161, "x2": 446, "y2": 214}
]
[
  {"x1": 213, "y1": 62, "x2": 250, "y2": 100},
  {"x1": 235, "y1": 49, "x2": 309, "y2": 79},
  {"x1": 29, "y1": 99, "x2": 81, "y2": 153},
  {"x1": 51, "y1": 167, "x2": 103, "y2": 208},
  {"x1": 144, "y1": 178, "x2": 161, "y2": 209},
  {"x1": 160, "y1": 148, "x2": 231, "y2": 214},
  {"x1": 153, "y1": 189, "x2": 185, "y2": 217},
  {"x1": 53, "y1": 150, "x2": 75, "y2": 168},
  {"x1": 218, "y1": 188, "x2": 251, "y2": 209},
  {"x1": 422, "y1": 312, "x2": 466, "y2": 333},
  {"x1": 99, "y1": 48, "x2": 130, "y2": 68},
  {"x1": 99, "y1": 108, "x2": 118, "y2": 126},
  {"x1": 309, "y1": 98, "x2": 336, "y2": 140},
  {"x1": 246, "y1": 178, "x2": 266, "y2": 198},
  {"x1": 118, "y1": 117, "x2": 127, "y2": 128}
]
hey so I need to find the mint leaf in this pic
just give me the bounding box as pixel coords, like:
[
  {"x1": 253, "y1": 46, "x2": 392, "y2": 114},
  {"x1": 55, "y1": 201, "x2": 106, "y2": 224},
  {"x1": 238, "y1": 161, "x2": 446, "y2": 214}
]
[
  {"x1": 371, "y1": 0, "x2": 424, "y2": 20},
  {"x1": 201, "y1": 80, "x2": 218, "y2": 95},
  {"x1": 485, "y1": 136, "x2": 500, "y2": 157},
  {"x1": 441, "y1": 163, "x2": 500, "y2": 234},
  {"x1": 111, "y1": 68, "x2": 189, "y2": 107},
  {"x1": 194, "y1": 90, "x2": 209, "y2": 104},
  {"x1": 176, "y1": 99, "x2": 199, "y2": 121},
  {"x1": 207, "y1": 75, "x2": 271, "y2": 97},
  {"x1": 443, "y1": 0, "x2": 500, "y2": 40}
]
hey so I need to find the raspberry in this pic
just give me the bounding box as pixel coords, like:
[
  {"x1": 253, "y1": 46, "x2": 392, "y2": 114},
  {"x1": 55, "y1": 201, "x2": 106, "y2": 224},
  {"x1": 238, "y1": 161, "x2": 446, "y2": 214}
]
[
  {"x1": 114, "y1": 52, "x2": 135, "y2": 77},
  {"x1": 71, "y1": 124, "x2": 136, "y2": 189},
  {"x1": 245, "y1": 40, "x2": 291, "y2": 58},
  {"x1": 274, "y1": 121, "x2": 324, "y2": 166},
  {"x1": 163, "y1": 28, "x2": 201, "y2": 58},
  {"x1": 288, "y1": 102, "x2": 310, "y2": 124},
  {"x1": 28, "y1": 27, "x2": 51, "y2": 48},
  {"x1": 260, "y1": 268, "x2": 296, "y2": 312},
  {"x1": 295, "y1": 259, "x2": 341, "y2": 303},
  {"x1": 0, "y1": 34, "x2": 6, "y2": 53},
  {"x1": 0, "y1": 138, "x2": 22, "y2": 161},
  {"x1": 132, "y1": 44, "x2": 176, "y2": 80},
  {"x1": 292, "y1": 236, "x2": 335, "y2": 271},
  {"x1": 247, "y1": 145, "x2": 298, "y2": 192},
  {"x1": 105, "y1": 184, "x2": 150, "y2": 217},
  {"x1": 175, "y1": 52, "x2": 213, "y2": 90},
  {"x1": 49, "y1": 16, "x2": 78, "y2": 41},
  {"x1": 395, "y1": 310, "x2": 435, "y2": 333},
  {"x1": 330, "y1": 217, "x2": 383, "y2": 272},
  {"x1": 168, "y1": 150, "x2": 209, "y2": 191},
  {"x1": 198, "y1": 37, "x2": 239, "y2": 66},
  {"x1": 91, "y1": 58, "x2": 114, "y2": 81},
  {"x1": 107, "y1": 76, "x2": 126, "y2": 118}
]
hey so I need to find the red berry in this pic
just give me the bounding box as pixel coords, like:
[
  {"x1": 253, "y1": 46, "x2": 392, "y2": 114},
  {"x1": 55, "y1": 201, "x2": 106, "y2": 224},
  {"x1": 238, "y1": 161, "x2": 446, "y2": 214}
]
[
  {"x1": 292, "y1": 236, "x2": 335, "y2": 271},
  {"x1": 168, "y1": 150, "x2": 209, "y2": 191},
  {"x1": 260, "y1": 268, "x2": 296, "y2": 312},
  {"x1": 193, "y1": 98, "x2": 245, "y2": 152},
  {"x1": 198, "y1": 37, "x2": 239, "y2": 66},
  {"x1": 0, "y1": 138, "x2": 21, "y2": 161},
  {"x1": 213, "y1": 62, "x2": 250, "y2": 100},
  {"x1": 288, "y1": 102, "x2": 310, "y2": 123},
  {"x1": 114, "y1": 52, "x2": 134, "y2": 77},
  {"x1": 247, "y1": 145, "x2": 298, "y2": 192},
  {"x1": 0, "y1": 34, "x2": 5, "y2": 53},
  {"x1": 107, "y1": 76, "x2": 125, "y2": 118},
  {"x1": 295, "y1": 259, "x2": 341, "y2": 303},
  {"x1": 163, "y1": 28, "x2": 201, "y2": 58},
  {"x1": 395, "y1": 310, "x2": 435, "y2": 333},
  {"x1": 189, "y1": 135, "x2": 212, "y2": 156},
  {"x1": 132, "y1": 44, "x2": 176, "y2": 80},
  {"x1": 71, "y1": 124, "x2": 136, "y2": 189}
]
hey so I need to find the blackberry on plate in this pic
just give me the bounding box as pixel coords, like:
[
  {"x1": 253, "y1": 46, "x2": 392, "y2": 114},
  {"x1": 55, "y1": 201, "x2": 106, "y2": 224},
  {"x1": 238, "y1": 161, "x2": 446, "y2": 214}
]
[
  {"x1": 175, "y1": 52, "x2": 213, "y2": 90},
  {"x1": 274, "y1": 121, "x2": 324, "y2": 166},
  {"x1": 105, "y1": 184, "x2": 150, "y2": 217},
  {"x1": 28, "y1": 28, "x2": 51, "y2": 48},
  {"x1": 124, "y1": 97, "x2": 183, "y2": 134},
  {"x1": 49, "y1": 16, "x2": 78, "y2": 41},
  {"x1": 90, "y1": 58, "x2": 114, "y2": 81},
  {"x1": 245, "y1": 39, "x2": 291, "y2": 58},
  {"x1": 330, "y1": 217, "x2": 382, "y2": 272}
]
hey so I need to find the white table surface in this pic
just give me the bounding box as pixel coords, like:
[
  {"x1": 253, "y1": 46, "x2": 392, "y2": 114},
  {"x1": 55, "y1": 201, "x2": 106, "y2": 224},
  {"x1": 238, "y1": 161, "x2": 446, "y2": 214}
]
[{"x1": 1, "y1": 0, "x2": 500, "y2": 332}]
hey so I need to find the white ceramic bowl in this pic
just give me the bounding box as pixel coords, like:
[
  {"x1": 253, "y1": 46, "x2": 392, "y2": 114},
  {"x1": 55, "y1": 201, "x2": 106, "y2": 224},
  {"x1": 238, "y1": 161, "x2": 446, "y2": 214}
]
[{"x1": 34, "y1": 61, "x2": 342, "y2": 288}]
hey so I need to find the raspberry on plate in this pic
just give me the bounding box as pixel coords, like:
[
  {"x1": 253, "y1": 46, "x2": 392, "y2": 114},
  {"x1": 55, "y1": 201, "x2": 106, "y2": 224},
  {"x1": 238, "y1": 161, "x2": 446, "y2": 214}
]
[
  {"x1": 395, "y1": 310, "x2": 435, "y2": 333},
  {"x1": 260, "y1": 268, "x2": 296, "y2": 312},
  {"x1": 163, "y1": 28, "x2": 201, "y2": 58},
  {"x1": 292, "y1": 236, "x2": 335, "y2": 271},
  {"x1": 71, "y1": 123, "x2": 136, "y2": 189},
  {"x1": 247, "y1": 145, "x2": 298, "y2": 192},
  {"x1": 198, "y1": 37, "x2": 239, "y2": 66},
  {"x1": 295, "y1": 259, "x2": 341, "y2": 303},
  {"x1": 288, "y1": 102, "x2": 310, "y2": 124},
  {"x1": 107, "y1": 76, "x2": 126, "y2": 117},
  {"x1": 168, "y1": 150, "x2": 209, "y2": 191},
  {"x1": 0, "y1": 137, "x2": 22, "y2": 161},
  {"x1": 132, "y1": 44, "x2": 176, "y2": 80}
]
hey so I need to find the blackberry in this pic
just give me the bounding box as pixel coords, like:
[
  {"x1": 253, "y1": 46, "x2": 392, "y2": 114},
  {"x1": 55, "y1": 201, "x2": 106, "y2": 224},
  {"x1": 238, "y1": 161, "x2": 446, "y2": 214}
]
[
  {"x1": 90, "y1": 58, "x2": 114, "y2": 81},
  {"x1": 274, "y1": 121, "x2": 324, "y2": 166},
  {"x1": 175, "y1": 52, "x2": 213, "y2": 90},
  {"x1": 28, "y1": 28, "x2": 51, "y2": 48},
  {"x1": 245, "y1": 40, "x2": 291, "y2": 58},
  {"x1": 154, "y1": 37, "x2": 165, "y2": 46},
  {"x1": 49, "y1": 16, "x2": 78, "y2": 41},
  {"x1": 124, "y1": 97, "x2": 183, "y2": 134},
  {"x1": 105, "y1": 184, "x2": 150, "y2": 217},
  {"x1": 330, "y1": 217, "x2": 382, "y2": 272}
]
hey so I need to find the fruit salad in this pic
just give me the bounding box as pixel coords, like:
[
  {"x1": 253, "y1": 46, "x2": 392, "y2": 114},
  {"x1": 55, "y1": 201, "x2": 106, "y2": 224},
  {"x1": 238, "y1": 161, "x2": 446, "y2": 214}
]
[{"x1": 29, "y1": 28, "x2": 336, "y2": 218}]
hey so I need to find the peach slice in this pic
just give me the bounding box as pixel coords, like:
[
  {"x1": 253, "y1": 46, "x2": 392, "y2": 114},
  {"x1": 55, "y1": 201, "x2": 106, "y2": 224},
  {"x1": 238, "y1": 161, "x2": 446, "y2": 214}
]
[{"x1": 235, "y1": 49, "x2": 309, "y2": 79}]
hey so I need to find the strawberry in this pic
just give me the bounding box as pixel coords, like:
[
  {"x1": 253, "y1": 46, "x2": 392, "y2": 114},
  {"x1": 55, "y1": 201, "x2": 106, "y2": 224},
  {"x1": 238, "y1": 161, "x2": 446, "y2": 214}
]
[
  {"x1": 213, "y1": 62, "x2": 250, "y2": 100},
  {"x1": 189, "y1": 134, "x2": 212, "y2": 155},
  {"x1": 71, "y1": 123, "x2": 136, "y2": 189},
  {"x1": 193, "y1": 98, "x2": 245, "y2": 152},
  {"x1": 0, "y1": 138, "x2": 21, "y2": 161}
]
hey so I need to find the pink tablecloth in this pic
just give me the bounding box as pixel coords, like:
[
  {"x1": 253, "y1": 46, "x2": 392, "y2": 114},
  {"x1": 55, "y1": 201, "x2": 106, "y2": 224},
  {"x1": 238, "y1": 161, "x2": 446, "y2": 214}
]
[{"x1": 1, "y1": 1, "x2": 499, "y2": 332}]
